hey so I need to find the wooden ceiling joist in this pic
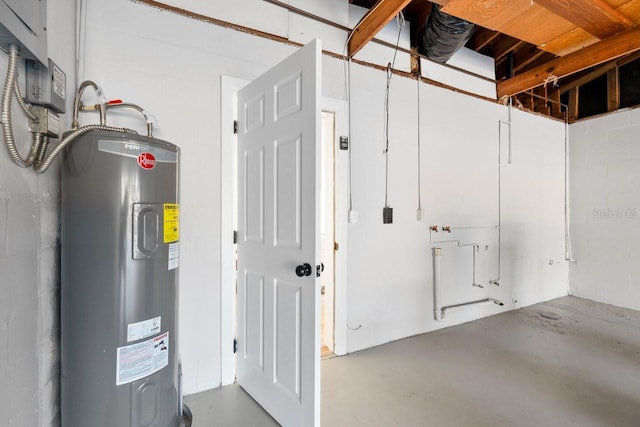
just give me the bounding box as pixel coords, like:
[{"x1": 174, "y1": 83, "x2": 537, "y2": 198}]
[
  {"x1": 512, "y1": 49, "x2": 548, "y2": 74},
  {"x1": 466, "y1": 28, "x2": 500, "y2": 51},
  {"x1": 534, "y1": 0, "x2": 633, "y2": 39},
  {"x1": 348, "y1": 0, "x2": 413, "y2": 57},
  {"x1": 559, "y1": 50, "x2": 640, "y2": 94},
  {"x1": 493, "y1": 39, "x2": 525, "y2": 63},
  {"x1": 497, "y1": 25, "x2": 640, "y2": 99}
]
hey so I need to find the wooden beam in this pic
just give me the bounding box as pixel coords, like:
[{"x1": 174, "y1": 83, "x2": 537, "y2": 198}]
[
  {"x1": 568, "y1": 88, "x2": 579, "y2": 121},
  {"x1": 559, "y1": 50, "x2": 640, "y2": 94},
  {"x1": 512, "y1": 50, "x2": 547, "y2": 74},
  {"x1": 559, "y1": 62, "x2": 617, "y2": 94},
  {"x1": 618, "y1": 50, "x2": 640, "y2": 67},
  {"x1": 535, "y1": 0, "x2": 633, "y2": 39},
  {"x1": 497, "y1": 26, "x2": 640, "y2": 99},
  {"x1": 493, "y1": 39, "x2": 525, "y2": 64},
  {"x1": 607, "y1": 68, "x2": 620, "y2": 111},
  {"x1": 466, "y1": 28, "x2": 500, "y2": 51},
  {"x1": 348, "y1": 0, "x2": 412, "y2": 58}
]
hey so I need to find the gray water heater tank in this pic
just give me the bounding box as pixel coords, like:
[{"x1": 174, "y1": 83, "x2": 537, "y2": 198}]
[{"x1": 61, "y1": 129, "x2": 182, "y2": 427}]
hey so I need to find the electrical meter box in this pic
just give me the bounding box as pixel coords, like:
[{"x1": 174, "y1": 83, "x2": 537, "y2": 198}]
[
  {"x1": 0, "y1": 0, "x2": 47, "y2": 65},
  {"x1": 26, "y1": 58, "x2": 67, "y2": 113}
]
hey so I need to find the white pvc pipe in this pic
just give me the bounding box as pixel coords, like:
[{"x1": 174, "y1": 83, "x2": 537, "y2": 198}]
[
  {"x1": 471, "y1": 244, "x2": 483, "y2": 288},
  {"x1": 433, "y1": 247, "x2": 442, "y2": 321},
  {"x1": 441, "y1": 298, "x2": 503, "y2": 319},
  {"x1": 432, "y1": 246, "x2": 504, "y2": 321}
]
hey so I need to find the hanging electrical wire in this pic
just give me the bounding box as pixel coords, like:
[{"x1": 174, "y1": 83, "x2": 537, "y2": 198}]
[
  {"x1": 416, "y1": 75, "x2": 424, "y2": 221},
  {"x1": 343, "y1": 17, "x2": 360, "y2": 221},
  {"x1": 382, "y1": 12, "x2": 405, "y2": 224},
  {"x1": 384, "y1": 62, "x2": 391, "y2": 202},
  {"x1": 348, "y1": 58, "x2": 354, "y2": 215}
]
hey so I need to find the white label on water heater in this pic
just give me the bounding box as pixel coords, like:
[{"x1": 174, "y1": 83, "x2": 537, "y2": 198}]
[
  {"x1": 127, "y1": 316, "x2": 162, "y2": 342},
  {"x1": 168, "y1": 242, "x2": 180, "y2": 270},
  {"x1": 116, "y1": 332, "x2": 169, "y2": 386}
]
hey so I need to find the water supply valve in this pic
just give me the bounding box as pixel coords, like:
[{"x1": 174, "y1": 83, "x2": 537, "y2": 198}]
[
  {"x1": 430, "y1": 225, "x2": 439, "y2": 232},
  {"x1": 442, "y1": 226, "x2": 452, "y2": 233}
]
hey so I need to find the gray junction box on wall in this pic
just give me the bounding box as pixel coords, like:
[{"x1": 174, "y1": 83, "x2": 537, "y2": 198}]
[
  {"x1": 61, "y1": 129, "x2": 182, "y2": 427},
  {"x1": 26, "y1": 58, "x2": 67, "y2": 113}
]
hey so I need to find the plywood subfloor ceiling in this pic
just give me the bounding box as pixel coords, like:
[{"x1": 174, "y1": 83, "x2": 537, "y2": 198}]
[
  {"x1": 427, "y1": 0, "x2": 640, "y2": 102},
  {"x1": 434, "y1": 0, "x2": 640, "y2": 57},
  {"x1": 350, "y1": 0, "x2": 640, "y2": 115}
]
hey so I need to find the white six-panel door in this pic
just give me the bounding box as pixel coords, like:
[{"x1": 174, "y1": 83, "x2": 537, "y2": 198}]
[{"x1": 236, "y1": 39, "x2": 322, "y2": 427}]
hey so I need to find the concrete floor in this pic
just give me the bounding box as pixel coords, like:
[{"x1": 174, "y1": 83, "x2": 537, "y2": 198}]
[{"x1": 185, "y1": 296, "x2": 640, "y2": 426}]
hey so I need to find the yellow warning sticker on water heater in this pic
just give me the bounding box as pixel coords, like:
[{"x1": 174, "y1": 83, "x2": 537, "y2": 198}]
[{"x1": 163, "y1": 203, "x2": 180, "y2": 243}]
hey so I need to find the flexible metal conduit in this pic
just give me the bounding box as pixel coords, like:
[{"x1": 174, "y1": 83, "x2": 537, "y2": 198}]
[
  {"x1": 34, "y1": 124, "x2": 131, "y2": 173},
  {"x1": 36, "y1": 79, "x2": 158, "y2": 172},
  {"x1": 432, "y1": 247, "x2": 504, "y2": 321},
  {"x1": 14, "y1": 81, "x2": 38, "y2": 121},
  {"x1": 2, "y1": 44, "x2": 151, "y2": 174},
  {"x1": 31, "y1": 78, "x2": 132, "y2": 173},
  {"x1": 1, "y1": 44, "x2": 41, "y2": 167}
]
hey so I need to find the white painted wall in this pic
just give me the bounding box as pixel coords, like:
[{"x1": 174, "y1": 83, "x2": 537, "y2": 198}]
[
  {"x1": 422, "y1": 47, "x2": 497, "y2": 98},
  {"x1": 159, "y1": 0, "x2": 415, "y2": 73},
  {"x1": 569, "y1": 107, "x2": 640, "y2": 310},
  {"x1": 77, "y1": 0, "x2": 568, "y2": 395},
  {"x1": 345, "y1": 73, "x2": 568, "y2": 352},
  {"x1": 0, "y1": 0, "x2": 76, "y2": 424}
]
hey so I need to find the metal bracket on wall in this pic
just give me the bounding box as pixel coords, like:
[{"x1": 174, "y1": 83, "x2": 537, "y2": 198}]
[
  {"x1": 316, "y1": 263, "x2": 324, "y2": 278},
  {"x1": 339, "y1": 136, "x2": 349, "y2": 150}
]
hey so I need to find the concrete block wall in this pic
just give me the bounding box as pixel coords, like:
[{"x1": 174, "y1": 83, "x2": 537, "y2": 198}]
[
  {"x1": 570, "y1": 106, "x2": 640, "y2": 310},
  {"x1": 0, "y1": 72, "x2": 61, "y2": 426},
  {"x1": 0, "y1": 0, "x2": 75, "y2": 424}
]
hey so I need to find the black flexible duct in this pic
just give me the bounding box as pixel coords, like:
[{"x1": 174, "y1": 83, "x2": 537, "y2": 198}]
[{"x1": 418, "y1": 4, "x2": 475, "y2": 63}]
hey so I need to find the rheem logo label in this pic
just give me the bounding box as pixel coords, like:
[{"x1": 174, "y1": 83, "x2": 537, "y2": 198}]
[{"x1": 137, "y1": 152, "x2": 156, "y2": 170}]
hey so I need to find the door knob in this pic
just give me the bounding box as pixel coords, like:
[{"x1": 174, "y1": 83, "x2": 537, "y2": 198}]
[{"x1": 295, "y1": 263, "x2": 312, "y2": 277}]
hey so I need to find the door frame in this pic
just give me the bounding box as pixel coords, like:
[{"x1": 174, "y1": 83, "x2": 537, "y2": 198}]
[
  {"x1": 321, "y1": 97, "x2": 348, "y2": 357},
  {"x1": 220, "y1": 76, "x2": 348, "y2": 386}
]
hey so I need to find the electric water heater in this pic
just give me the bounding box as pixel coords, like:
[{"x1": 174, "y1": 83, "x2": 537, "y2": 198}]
[{"x1": 61, "y1": 129, "x2": 183, "y2": 427}]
